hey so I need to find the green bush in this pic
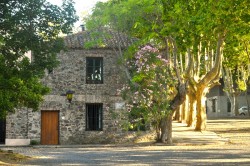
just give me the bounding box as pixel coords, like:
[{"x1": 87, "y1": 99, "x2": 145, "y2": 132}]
[{"x1": 30, "y1": 140, "x2": 40, "y2": 145}]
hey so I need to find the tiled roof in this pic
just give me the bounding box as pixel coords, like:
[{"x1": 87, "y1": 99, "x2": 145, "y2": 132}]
[{"x1": 64, "y1": 29, "x2": 136, "y2": 49}]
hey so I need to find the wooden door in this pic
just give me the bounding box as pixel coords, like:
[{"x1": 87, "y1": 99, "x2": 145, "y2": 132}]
[
  {"x1": 41, "y1": 111, "x2": 59, "y2": 145},
  {"x1": 0, "y1": 118, "x2": 6, "y2": 144}
]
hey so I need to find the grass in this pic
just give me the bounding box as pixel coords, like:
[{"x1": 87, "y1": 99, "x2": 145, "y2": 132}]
[{"x1": 0, "y1": 149, "x2": 31, "y2": 165}]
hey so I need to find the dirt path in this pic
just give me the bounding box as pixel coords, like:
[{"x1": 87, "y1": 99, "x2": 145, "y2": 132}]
[
  {"x1": 207, "y1": 117, "x2": 250, "y2": 145},
  {"x1": 1, "y1": 117, "x2": 250, "y2": 166}
]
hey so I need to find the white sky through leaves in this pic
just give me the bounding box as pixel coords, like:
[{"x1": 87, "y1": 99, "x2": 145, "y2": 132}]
[{"x1": 47, "y1": 0, "x2": 108, "y2": 28}]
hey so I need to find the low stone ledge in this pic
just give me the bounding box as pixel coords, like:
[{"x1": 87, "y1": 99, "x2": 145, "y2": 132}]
[{"x1": 5, "y1": 139, "x2": 30, "y2": 146}]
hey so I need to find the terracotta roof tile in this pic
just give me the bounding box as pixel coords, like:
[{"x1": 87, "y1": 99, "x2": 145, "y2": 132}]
[{"x1": 64, "y1": 29, "x2": 136, "y2": 49}]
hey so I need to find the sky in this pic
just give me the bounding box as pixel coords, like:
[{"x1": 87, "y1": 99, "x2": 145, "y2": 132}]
[{"x1": 47, "y1": 0, "x2": 108, "y2": 29}]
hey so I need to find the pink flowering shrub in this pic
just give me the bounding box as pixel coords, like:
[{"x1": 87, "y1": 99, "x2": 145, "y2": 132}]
[{"x1": 120, "y1": 45, "x2": 178, "y2": 131}]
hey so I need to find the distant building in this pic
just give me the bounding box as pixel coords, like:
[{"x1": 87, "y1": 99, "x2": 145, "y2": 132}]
[{"x1": 206, "y1": 79, "x2": 250, "y2": 118}]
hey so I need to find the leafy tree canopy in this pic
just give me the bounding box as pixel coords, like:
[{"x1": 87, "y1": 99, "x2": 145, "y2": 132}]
[
  {"x1": 0, "y1": 0, "x2": 78, "y2": 118},
  {"x1": 86, "y1": 0, "x2": 250, "y2": 133}
]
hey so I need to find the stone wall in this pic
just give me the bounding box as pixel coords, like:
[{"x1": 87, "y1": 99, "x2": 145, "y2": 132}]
[
  {"x1": 6, "y1": 109, "x2": 29, "y2": 139},
  {"x1": 6, "y1": 48, "x2": 127, "y2": 144}
]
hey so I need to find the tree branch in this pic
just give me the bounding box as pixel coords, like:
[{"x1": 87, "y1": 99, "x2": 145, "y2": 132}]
[{"x1": 200, "y1": 32, "x2": 226, "y2": 86}]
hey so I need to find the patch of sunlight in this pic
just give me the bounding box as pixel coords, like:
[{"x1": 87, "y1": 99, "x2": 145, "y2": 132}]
[
  {"x1": 131, "y1": 154, "x2": 149, "y2": 157},
  {"x1": 34, "y1": 156, "x2": 54, "y2": 159},
  {"x1": 48, "y1": 151, "x2": 63, "y2": 154},
  {"x1": 193, "y1": 158, "x2": 250, "y2": 163},
  {"x1": 0, "y1": 161, "x2": 8, "y2": 165},
  {"x1": 62, "y1": 164, "x2": 85, "y2": 166}
]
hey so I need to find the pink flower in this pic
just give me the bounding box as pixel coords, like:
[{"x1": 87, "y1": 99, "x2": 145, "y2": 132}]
[
  {"x1": 162, "y1": 59, "x2": 168, "y2": 64},
  {"x1": 156, "y1": 55, "x2": 162, "y2": 59}
]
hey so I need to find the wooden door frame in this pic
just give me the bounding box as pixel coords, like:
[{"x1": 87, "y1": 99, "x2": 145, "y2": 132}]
[{"x1": 41, "y1": 110, "x2": 60, "y2": 145}]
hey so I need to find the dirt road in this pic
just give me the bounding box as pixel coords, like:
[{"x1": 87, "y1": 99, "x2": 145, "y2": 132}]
[
  {"x1": 207, "y1": 117, "x2": 250, "y2": 145},
  {"x1": 1, "y1": 117, "x2": 250, "y2": 166}
]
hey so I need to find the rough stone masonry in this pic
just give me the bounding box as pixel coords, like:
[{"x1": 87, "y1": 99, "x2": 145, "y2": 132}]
[{"x1": 5, "y1": 30, "x2": 134, "y2": 145}]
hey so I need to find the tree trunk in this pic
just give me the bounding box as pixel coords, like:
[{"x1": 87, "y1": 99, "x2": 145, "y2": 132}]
[
  {"x1": 226, "y1": 94, "x2": 235, "y2": 116},
  {"x1": 174, "y1": 108, "x2": 180, "y2": 121},
  {"x1": 155, "y1": 82, "x2": 187, "y2": 144},
  {"x1": 166, "y1": 114, "x2": 172, "y2": 144},
  {"x1": 194, "y1": 33, "x2": 225, "y2": 131},
  {"x1": 160, "y1": 117, "x2": 167, "y2": 143},
  {"x1": 181, "y1": 99, "x2": 186, "y2": 123},
  {"x1": 174, "y1": 106, "x2": 182, "y2": 122},
  {"x1": 187, "y1": 95, "x2": 196, "y2": 127},
  {"x1": 159, "y1": 114, "x2": 173, "y2": 144},
  {"x1": 195, "y1": 88, "x2": 207, "y2": 131},
  {"x1": 233, "y1": 94, "x2": 239, "y2": 116},
  {"x1": 156, "y1": 122, "x2": 161, "y2": 141}
]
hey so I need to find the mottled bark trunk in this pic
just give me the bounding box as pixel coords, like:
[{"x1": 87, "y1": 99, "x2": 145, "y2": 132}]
[
  {"x1": 159, "y1": 114, "x2": 173, "y2": 144},
  {"x1": 174, "y1": 107, "x2": 181, "y2": 122},
  {"x1": 233, "y1": 94, "x2": 239, "y2": 116},
  {"x1": 195, "y1": 89, "x2": 207, "y2": 131},
  {"x1": 227, "y1": 95, "x2": 235, "y2": 115},
  {"x1": 166, "y1": 115, "x2": 172, "y2": 144},
  {"x1": 187, "y1": 95, "x2": 196, "y2": 127},
  {"x1": 160, "y1": 117, "x2": 167, "y2": 143},
  {"x1": 194, "y1": 33, "x2": 225, "y2": 131},
  {"x1": 155, "y1": 83, "x2": 186, "y2": 145},
  {"x1": 156, "y1": 123, "x2": 161, "y2": 141},
  {"x1": 224, "y1": 91, "x2": 240, "y2": 116},
  {"x1": 181, "y1": 100, "x2": 186, "y2": 123},
  {"x1": 174, "y1": 108, "x2": 179, "y2": 121}
]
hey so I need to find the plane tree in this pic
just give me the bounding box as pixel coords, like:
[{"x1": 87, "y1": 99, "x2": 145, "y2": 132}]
[
  {"x1": 222, "y1": 35, "x2": 250, "y2": 116},
  {"x1": 159, "y1": 0, "x2": 250, "y2": 130},
  {"x1": 85, "y1": 0, "x2": 250, "y2": 141}
]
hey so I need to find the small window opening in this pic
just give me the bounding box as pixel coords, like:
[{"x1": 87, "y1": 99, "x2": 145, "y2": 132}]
[{"x1": 86, "y1": 103, "x2": 103, "y2": 131}]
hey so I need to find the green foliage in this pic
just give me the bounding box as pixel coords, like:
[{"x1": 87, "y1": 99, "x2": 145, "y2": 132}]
[
  {"x1": 86, "y1": 0, "x2": 250, "y2": 71},
  {"x1": 86, "y1": 0, "x2": 250, "y2": 132},
  {"x1": 0, "y1": 52, "x2": 50, "y2": 118},
  {"x1": 30, "y1": 140, "x2": 40, "y2": 145},
  {"x1": 85, "y1": 0, "x2": 162, "y2": 40},
  {"x1": 120, "y1": 45, "x2": 177, "y2": 131},
  {"x1": 0, "y1": 0, "x2": 78, "y2": 118},
  {"x1": 128, "y1": 108, "x2": 146, "y2": 131}
]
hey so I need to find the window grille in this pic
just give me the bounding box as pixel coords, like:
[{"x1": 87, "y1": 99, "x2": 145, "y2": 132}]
[
  {"x1": 86, "y1": 57, "x2": 103, "y2": 84},
  {"x1": 86, "y1": 103, "x2": 103, "y2": 131}
]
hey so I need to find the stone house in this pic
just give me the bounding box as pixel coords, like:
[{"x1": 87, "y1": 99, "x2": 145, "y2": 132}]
[
  {"x1": 1, "y1": 30, "x2": 135, "y2": 145},
  {"x1": 206, "y1": 79, "x2": 250, "y2": 118}
]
